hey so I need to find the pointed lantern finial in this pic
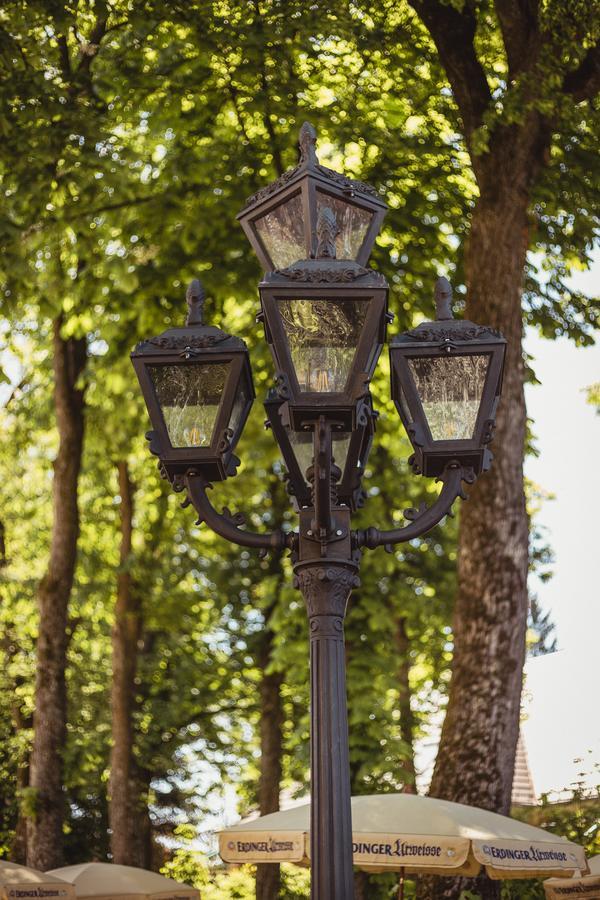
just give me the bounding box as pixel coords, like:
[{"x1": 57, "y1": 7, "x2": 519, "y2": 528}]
[
  {"x1": 434, "y1": 276, "x2": 453, "y2": 320},
  {"x1": 316, "y1": 207, "x2": 339, "y2": 259},
  {"x1": 186, "y1": 278, "x2": 205, "y2": 326},
  {"x1": 298, "y1": 122, "x2": 318, "y2": 167}
]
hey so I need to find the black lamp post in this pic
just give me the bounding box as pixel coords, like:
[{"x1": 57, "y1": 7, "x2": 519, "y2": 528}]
[{"x1": 131, "y1": 125, "x2": 506, "y2": 900}]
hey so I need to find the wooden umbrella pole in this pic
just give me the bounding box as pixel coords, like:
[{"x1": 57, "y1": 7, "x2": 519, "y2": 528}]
[{"x1": 398, "y1": 867, "x2": 405, "y2": 900}]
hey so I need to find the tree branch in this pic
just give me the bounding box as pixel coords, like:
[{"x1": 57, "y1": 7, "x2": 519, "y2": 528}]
[
  {"x1": 1, "y1": 376, "x2": 30, "y2": 411},
  {"x1": 56, "y1": 34, "x2": 72, "y2": 81},
  {"x1": 563, "y1": 40, "x2": 600, "y2": 102},
  {"x1": 493, "y1": 0, "x2": 540, "y2": 76},
  {"x1": 77, "y1": 6, "x2": 109, "y2": 77},
  {"x1": 409, "y1": 0, "x2": 492, "y2": 140}
]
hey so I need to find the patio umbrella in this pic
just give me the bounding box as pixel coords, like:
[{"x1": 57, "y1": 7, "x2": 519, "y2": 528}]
[
  {"x1": 219, "y1": 793, "x2": 587, "y2": 885},
  {"x1": 544, "y1": 855, "x2": 600, "y2": 899},
  {"x1": 0, "y1": 860, "x2": 76, "y2": 899},
  {"x1": 48, "y1": 863, "x2": 199, "y2": 900}
]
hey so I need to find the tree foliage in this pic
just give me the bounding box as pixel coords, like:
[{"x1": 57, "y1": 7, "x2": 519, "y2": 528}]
[{"x1": 0, "y1": 0, "x2": 596, "y2": 893}]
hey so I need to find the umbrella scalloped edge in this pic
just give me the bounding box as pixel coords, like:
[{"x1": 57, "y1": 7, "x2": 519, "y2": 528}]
[
  {"x1": 219, "y1": 831, "x2": 306, "y2": 864},
  {"x1": 219, "y1": 830, "x2": 588, "y2": 881},
  {"x1": 472, "y1": 838, "x2": 588, "y2": 880},
  {"x1": 544, "y1": 875, "x2": 600, "y2": 899}
]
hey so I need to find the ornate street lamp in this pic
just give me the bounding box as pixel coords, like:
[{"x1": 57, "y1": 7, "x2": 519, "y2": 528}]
[{"x1": 131, "y1": 125, "x2": 506, "y2": 900}]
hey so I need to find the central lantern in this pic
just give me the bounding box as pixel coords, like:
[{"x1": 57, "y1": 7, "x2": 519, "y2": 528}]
[{"x1": 259, "y1": 264, "x2": 388, "y2": 430}]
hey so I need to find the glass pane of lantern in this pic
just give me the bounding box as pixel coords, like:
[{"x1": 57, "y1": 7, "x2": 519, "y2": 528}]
[
  {"x1": 255, "y1": 193, "x2": 305, "y2": 269},
  {"x1": 288, "y1": 430, "x2": 351, "y2": 481},
  {"x1": 397, "y1": 384, "x2": 413, "y2": 424},
  {"x1": 288, "y1": 431, "x2": 313, "y2": 481},
  {"x1": 408, "y1": 354, "x2": 490, "y2": 441},
  {"x1": 278, "y1": 298, "x2": 370, "y2": 392},
  {"x1": 149, "y1": 362, "x2": 229, "y2": 448},
  {"x1": 333, "y1": 433, "x2": 351, "y2": 471},
  {"x1": 316, "y1": 191, "x2": 373, "y2": 260},
  {"x1": 227, "y1": 378, "x2": 249, "y2": 439}
]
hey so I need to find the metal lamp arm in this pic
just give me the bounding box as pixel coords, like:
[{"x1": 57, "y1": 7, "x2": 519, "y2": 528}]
[
  {"x1": 354, "y1": 464, "x2": 470, "y2": 550},
  {"x1": 184, "y1": 474, "x2": 293, "y2": 552}
]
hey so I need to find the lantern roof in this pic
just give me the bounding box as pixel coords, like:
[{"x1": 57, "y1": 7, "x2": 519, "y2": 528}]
[
  {"x1": 239, "y1": 122, "x2": 386, "y2": 215},
  {"x1": 132, "y1": 280, "x2": 245, "y2": 358},
  {"x1": 391, "y1": 277, "x2": 506, "y2": 348}
]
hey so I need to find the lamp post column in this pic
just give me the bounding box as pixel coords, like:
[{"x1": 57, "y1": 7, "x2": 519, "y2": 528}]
[{"x1": 294, "y1": 496, "x2": 359, "y2": 900}]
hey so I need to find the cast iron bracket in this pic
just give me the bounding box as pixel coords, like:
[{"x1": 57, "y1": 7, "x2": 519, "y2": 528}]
[
  {"x1": 184, "y1": 473, "x2": 295, "y2": 554},
  {"x1": 353, "y1": 462, "x2": 473, "y2": 551}
]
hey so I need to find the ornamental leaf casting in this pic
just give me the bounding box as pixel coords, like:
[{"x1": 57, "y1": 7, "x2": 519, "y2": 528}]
[
  {"x1": 315, "y1": 164, "x2": 380, "y2": 198},
  {"x1": 406, "y1": 324, "x2": 503, "y2": 342},
  {"x1": 481, "y1": 419, "x2": 496, "y2": 444},
  {"x1": 142, "y1": 333, "x2": 230, "y2": 351},
  {"x1": 299, "y1": 121, "x2": 318, "y2": 166},
  {"x1": 316, "y1": 207, "x2": 339, "y2": 259},
  {"x1": 275, "y1": 371, "x2": 292, "y2": 400},
  {"x1": 244, "y1": 165, "x2": 302, "y2": 207},
  {"x1": 277, "y1": 263, "x2": 372, "y2": 283},
  {"x1": 217, "y1": 427, "x2": 235, "y2": 455},
  {"x1": 145, "y1": 429, "x2": 162, "y2": 458},
  {"x1": 244, "y1": 158, "x2": 381, "y2": 209},
  {"x1": 293, "y1": 565, "x2": 360, "y2": 619}
]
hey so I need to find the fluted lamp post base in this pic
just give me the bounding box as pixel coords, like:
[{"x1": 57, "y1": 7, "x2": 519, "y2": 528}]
[{"x1": 294, "y1": 549, "x2": 359, "y2": 900}]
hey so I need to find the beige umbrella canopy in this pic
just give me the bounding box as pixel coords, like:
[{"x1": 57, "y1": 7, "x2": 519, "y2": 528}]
[
  {"x1": 0, "y1": 860, "x2": 76, "y2": 899},
  {"x1": 544, "y1": 855, "x2": 600, "y2": 899},
  {"x1": 219, "y1": 793, "x2": 587, "y2": 881},
  {"x1": 47, "y1": 863, "x2": 199, "y2": 900}
]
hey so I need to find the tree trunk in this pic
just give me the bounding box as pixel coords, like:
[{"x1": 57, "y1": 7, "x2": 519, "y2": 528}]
[
  {"x1": 419, "y1": 129, "x2": 547, "y2": 899},
  {"x1": 395, "y1": 616, "x2": 417, "y2": 791},
  {"x1": 2, "y1": 624, "x2": 30, "y2": 865},
  {"x1": 27, "y1": 319, "x2": 86, "y2": 870},
  {"x1": 131, "y1": 765, "x2": 153, "y2": 870},
  {"x1": 353, "y1": 871, "x2": 369, "y2": 900},
  {"x1": 109, "y1": 460, "x2": 142, "y2": 865},
  {"x1": 256, "y1": 611, "x2": 284, "y2": 900},
  {"x1": 11, "y1": 702, "x2": 30, "y2": 864}
]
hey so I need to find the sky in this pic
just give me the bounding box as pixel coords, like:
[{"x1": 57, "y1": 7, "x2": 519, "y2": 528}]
[
  {"x1": 518, "y1": 262, "x2": 599, "y2": 797},
  {"x1": 523, "y1": 264, "x2": 599, "y2": 657}
]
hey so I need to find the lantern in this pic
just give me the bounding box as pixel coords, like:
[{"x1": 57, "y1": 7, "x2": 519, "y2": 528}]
[
  {"x1": 390, "y1": 277, "x2": 506, "y2": 478},
  {"x1": 237, "y1": 122, "x2": 386, "y2": 273},
  {"x1": 264, "y1": 390, "x2": 377, "y2": 511},
  {"x1": 131, "y1": 280, "x2": 254, "y2": 484},
  {"x1": 256, "y1": 203, "x2": 389, "y2": 431}
]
